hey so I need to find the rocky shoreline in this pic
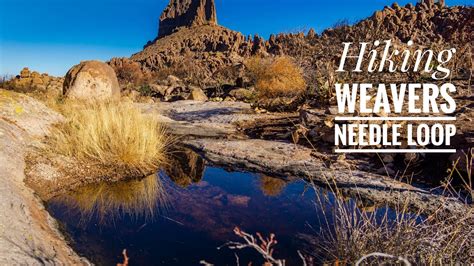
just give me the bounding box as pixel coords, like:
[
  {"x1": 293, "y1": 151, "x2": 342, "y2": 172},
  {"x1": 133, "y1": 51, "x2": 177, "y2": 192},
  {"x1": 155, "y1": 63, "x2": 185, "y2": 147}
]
[
  {"x1": 0, "y1": 90, "x2": 88, "y2": 265},
  {"x1": 147, "y1": 100, "x2": 470, "y2": 216}
]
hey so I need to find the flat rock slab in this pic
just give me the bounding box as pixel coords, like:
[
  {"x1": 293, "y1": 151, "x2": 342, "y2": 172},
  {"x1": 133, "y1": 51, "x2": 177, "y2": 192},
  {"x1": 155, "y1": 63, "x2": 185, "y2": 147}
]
[
  {"x1": 184, "y1": 138, "x2": 469, "y2": 216},
  {"x1": 138, "y1": 100, "x2": 286, "y2": 138},
  {"x1": 139, "y1": 100, "x2": 261, "y2": 123},
  {"x1": 138, "y1": 99, "x2": 470, "y2": 215}
]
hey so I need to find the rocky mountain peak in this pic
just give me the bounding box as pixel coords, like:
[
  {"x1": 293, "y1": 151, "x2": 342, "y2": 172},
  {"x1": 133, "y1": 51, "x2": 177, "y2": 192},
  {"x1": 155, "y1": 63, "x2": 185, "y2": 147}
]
[{"x1": 158, "y1": 0, "x2": 218, "y2": 39}]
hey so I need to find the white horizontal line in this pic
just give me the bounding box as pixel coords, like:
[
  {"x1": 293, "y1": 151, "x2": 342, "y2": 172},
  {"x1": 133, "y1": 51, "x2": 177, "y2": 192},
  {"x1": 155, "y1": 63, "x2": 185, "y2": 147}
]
[
  {"x1": 336, "y1": 149, "x2": 456, "y2": 153},
  {"x1": 335, "y1": 117, "x2": 456, "y2": 121}
]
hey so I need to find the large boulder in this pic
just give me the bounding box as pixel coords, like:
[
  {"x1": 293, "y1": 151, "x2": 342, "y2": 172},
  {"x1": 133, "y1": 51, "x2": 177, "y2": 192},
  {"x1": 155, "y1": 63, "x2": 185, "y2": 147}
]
[
  {"x1": 158, "y1": 0, "x2": 218, "y2": 38},
  {"x1": 63, "y1": 61, "x2": 120, "y2": 100}
]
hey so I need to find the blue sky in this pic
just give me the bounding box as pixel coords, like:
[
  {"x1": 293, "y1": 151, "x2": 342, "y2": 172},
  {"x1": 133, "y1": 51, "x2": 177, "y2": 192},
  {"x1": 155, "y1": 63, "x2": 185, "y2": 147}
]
[{"x1": 0, "y1": 0, "x2": 471, "y2": 76}]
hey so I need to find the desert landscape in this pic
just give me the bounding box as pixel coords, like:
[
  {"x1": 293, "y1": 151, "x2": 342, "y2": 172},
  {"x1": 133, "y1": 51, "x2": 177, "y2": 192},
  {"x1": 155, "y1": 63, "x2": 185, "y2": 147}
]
[{"x1": 0, "y1": 0, "x2": 473, "y2": 265}]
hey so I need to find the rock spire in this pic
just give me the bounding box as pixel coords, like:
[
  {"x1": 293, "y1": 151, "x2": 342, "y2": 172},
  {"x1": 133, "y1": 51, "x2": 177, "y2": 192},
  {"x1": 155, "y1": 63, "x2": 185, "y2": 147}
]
[{"x1": 158, "y1": 0, "x2": 218, "y2": 38}]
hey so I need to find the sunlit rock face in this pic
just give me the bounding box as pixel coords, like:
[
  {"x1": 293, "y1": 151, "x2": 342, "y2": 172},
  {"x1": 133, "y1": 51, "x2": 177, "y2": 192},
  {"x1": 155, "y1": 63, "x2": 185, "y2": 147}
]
[
  {"x1": 63, "y1": 60, "x2": 121, "y2": 100},
  {"x1": 158, "y1": 0, "x2": 218, "y2": 38}
]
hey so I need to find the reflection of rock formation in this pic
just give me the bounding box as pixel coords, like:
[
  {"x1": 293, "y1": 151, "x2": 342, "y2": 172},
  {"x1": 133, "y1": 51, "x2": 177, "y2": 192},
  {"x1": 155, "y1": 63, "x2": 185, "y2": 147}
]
[
  {"x1": 259, "y1": 175, "x2": 288, "y2": 197},
  {"x1": 165, "y1": 148, "x2": 205, "y2": 187},
  {"x1": 51, "y1": 175, "x2": 167, "y2": 224}
]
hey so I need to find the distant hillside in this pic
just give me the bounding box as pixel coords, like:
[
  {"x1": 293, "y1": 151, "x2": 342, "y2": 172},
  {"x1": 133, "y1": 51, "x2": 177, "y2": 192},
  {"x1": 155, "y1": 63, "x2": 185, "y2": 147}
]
[{"x1": 113, "y1": 0, "x2": 473, "y2": 88}]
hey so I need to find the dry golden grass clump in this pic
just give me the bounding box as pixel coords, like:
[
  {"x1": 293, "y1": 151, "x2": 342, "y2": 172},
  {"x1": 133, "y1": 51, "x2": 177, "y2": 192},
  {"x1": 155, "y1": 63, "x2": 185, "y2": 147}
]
[
  {"x1": 48, "y1": 100, "x2": 168, "y2": 174},
  {"x1": 245, "y1": 56, "x2": 307, "y2": 98}
]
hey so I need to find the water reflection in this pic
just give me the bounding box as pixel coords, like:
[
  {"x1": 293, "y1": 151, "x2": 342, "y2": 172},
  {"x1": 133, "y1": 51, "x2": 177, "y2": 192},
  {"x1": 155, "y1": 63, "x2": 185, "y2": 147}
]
[
  {"x1": 47, "y1": 148, "x2": 320, "y2": 265},
  {"x1": 50, "y1": 174, "x2": 167, "y2": 224},
  {"x1": 50, "y1": 147, "x2": 205, "y2": 224},
  {"x1": 164, "y1": 148, "x2": 205, "y2": 188},
  {"x1": 46, "y1": 147, "x2": 411, "y2": 265},
  {"x1": 259, "y1": 175, "x2": 288, "y2": 197}
]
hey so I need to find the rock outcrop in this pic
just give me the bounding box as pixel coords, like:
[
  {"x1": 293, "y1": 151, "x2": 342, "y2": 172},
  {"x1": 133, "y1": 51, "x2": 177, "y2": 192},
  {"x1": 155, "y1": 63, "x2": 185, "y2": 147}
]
[
  {"x1": 131, "y1": 25, "x2": 250, "y2": 87},
  {"x1": 158, "y1": 0, "x2": 217, "y2": 39},
  {"x1": 124, "y1": 1, "x2": 472, "y2": 89},
  {"x1": 2, "y1": 67, "x2": 64, "y2": 97},
  {"x1": 63, "y1": 60, "x2": 120, "y2": 100},
  {"x1": 187, "y1": 86, "x2": 208, "y2": 101}
]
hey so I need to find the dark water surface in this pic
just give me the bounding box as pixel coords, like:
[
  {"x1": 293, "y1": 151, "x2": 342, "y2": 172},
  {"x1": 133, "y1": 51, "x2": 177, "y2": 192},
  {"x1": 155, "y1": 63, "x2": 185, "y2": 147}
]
[
  {"x1": 47, "y1": 148, "x2": 399, "y2": 266},
  {"x1": 48, "y1": 167, "x2": 326, "y2": 265}
]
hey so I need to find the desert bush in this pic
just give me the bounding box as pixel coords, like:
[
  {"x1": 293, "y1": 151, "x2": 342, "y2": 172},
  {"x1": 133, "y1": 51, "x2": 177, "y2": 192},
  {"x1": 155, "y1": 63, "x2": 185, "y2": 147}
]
[
  {"x1": 138, "y1": 84, "x2": 154, "y2": 97},
  {"x1": 48, "y1": 101, "x2": 169, "y2": 173},
  {"x1": 0, "y1": 74, "x2": 13, "y2": 84},
  {"x1": 109, "y1": 58, "x2": 150, "y2": 87},
  {"x1": 245, "y1": 56, "x2": 307, "y2": 98}
]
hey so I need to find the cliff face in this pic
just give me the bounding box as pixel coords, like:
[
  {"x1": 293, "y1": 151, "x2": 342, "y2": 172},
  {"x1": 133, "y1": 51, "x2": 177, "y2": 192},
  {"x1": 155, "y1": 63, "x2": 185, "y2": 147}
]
[{"x1": 158, "y1": 0, "x2": 217, "y2": 39}]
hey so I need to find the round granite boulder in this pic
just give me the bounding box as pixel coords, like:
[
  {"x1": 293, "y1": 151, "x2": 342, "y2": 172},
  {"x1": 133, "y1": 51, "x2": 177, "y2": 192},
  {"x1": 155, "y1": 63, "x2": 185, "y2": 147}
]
[{"x1": 63, "y1": 60, "x2": 120, "y2": 100}]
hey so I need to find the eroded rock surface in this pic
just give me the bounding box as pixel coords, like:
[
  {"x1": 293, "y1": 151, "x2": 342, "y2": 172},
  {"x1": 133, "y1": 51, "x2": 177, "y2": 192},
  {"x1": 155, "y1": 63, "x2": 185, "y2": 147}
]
[
  {"x1": 0, "y1": 90, "x2": 87, "y2": 265},
  {"x1": 138, "y1": 100, "x2": 287, "y2": 138}
]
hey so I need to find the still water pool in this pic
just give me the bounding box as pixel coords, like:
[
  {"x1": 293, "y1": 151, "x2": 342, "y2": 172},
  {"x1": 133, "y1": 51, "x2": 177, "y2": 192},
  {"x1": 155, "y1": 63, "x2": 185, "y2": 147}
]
[{"x1": 46, "y1": 151, "x2": 391, "y2": 265}]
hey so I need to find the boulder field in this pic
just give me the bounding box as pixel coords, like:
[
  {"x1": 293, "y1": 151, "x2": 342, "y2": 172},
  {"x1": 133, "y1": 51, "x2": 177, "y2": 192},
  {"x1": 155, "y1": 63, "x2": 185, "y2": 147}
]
[{"x1": 2, "y1": 67, "x2": 64, "y2": 97}]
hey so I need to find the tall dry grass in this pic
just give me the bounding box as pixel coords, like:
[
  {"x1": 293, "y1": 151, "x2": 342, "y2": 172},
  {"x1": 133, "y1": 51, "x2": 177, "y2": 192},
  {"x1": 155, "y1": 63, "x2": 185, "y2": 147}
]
[
  {"x1": 310, "y1": 152, "x2": 474, "y2": 264},
  {"x1": 312, "y1": 187, "x2": 472, "y2": 264},
  {"x1": 48, "y1": 100, "x2": 169, "y2": 174},
  {"x1": 245, "y1": 56, "x2": 307, "y2": 98}
]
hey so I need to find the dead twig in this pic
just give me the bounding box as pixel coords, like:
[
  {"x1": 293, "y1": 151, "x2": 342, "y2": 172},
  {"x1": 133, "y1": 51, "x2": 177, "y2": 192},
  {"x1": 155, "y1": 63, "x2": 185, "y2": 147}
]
[{"x1": 219, "y1": 227, "x2": 285, "y2": 266}]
